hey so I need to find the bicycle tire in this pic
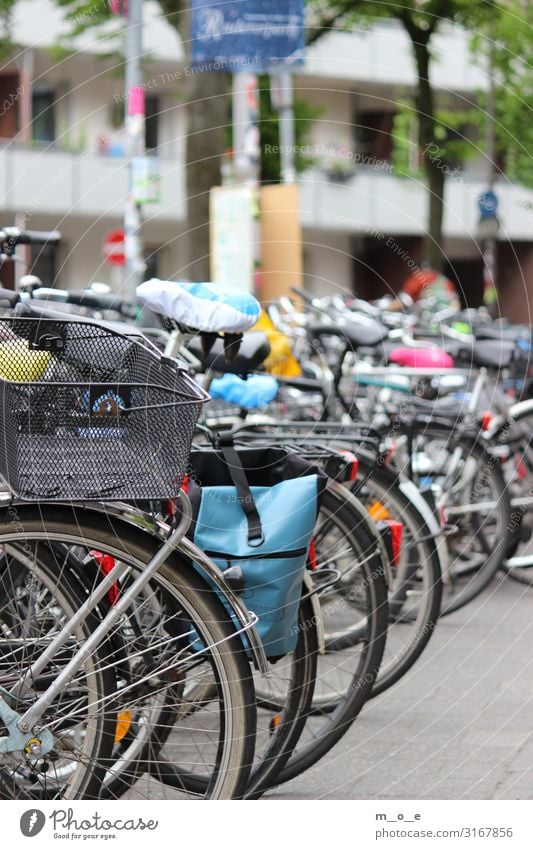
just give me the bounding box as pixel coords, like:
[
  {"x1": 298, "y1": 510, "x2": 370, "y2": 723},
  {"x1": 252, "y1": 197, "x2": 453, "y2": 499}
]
[
  {"x1": 492, "y1": 403, "x2": 533, "y2": 587},
  {"x1": 0, "y1": 532, "x2": 116, "y2": 799},
  {"x1": 351, "y1": 450, "x2": 443, "y2": 695},
  {"x1": 389, "y1": 421, "x2": 512, "y2": 615},
  {"x1": 0, "y1": 505, "x2": 257, "y2": 800},
  {"x1": 261, "y1": 484, "x2": 388, "y2": 790}
]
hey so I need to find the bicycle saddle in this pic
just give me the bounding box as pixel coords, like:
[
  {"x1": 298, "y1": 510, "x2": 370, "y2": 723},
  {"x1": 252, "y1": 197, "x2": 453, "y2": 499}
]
[
  {"x1": 309, "y1": 319, "x2": 387, "y2": 349},
  {"x1": 470, "y1": 339, "x2": 516, "y2": 368},
  {"x1": 448, "y1": 338, "x2": 516, "y2": 368},
  {"x1": 137, "y1": 279, "x2": 261, "y2": 334},
  {"x1": 474, "y1": 324, "x2": 530, "y2": 343},
  {"x1": 187, "y1": 331, "x2": 271, "y2": 377}
]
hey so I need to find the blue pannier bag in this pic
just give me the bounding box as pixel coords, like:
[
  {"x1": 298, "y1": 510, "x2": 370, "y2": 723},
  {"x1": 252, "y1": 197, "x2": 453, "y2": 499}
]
[{"x1": 187, "y1": 442, "x2": 326, "y2": 659}]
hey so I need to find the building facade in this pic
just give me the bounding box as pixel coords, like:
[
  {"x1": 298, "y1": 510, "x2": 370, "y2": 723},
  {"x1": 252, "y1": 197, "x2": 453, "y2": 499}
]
[{"x1": 0, "y1": 2, "x2": 531, "y2": 319}]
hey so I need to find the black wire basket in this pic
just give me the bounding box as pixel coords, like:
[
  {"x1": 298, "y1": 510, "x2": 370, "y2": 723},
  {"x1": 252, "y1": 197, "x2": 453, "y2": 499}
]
[{"x1": 0, "y1": 316, "x2": 208, "y2": 501}]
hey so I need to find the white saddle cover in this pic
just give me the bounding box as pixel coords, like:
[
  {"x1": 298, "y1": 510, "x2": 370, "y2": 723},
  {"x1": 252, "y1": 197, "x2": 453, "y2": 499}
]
[{"x1": 137, "y1": 280, "x2": 261, "y2": 333}]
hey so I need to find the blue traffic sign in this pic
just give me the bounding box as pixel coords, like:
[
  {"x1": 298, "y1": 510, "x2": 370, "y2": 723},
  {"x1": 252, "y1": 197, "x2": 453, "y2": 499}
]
[
  {"x1": 478, "y1": 190, "x2": 499, "y2": 219},
  {"x1": 191, "y1": 0, "x2": 305, "y2": 71}
]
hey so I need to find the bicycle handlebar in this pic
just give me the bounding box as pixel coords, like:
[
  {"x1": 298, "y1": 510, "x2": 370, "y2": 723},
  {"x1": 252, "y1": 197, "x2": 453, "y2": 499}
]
[
  {"x1": 28, "y1": 287, "x2": 136, "y2": 318},
  {"x1": 290, "y1": 285, "x2": 315, "y2": 306},
  {"x1": 0, "y1": 227, "x2": 61, "y2": 261},
  {"x1": 15, "y1": 229, "x2": 61, "y2": 246},
  {"x1": 0, "y1": 289, "x2": 20, "y2": 307}
]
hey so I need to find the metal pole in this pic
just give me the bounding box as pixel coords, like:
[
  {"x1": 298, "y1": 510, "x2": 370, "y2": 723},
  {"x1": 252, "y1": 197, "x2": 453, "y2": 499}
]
[
  {"x1": 231, "y1": 72, "x2": 261, "y2": 294},
  {"x1": 232, "y1": 72, "x2": 260, "y2": 185},
  {"x1": 276, "y1": 71, "x2": 296, "y2": 184},
  {"x1": 124, "y1": 0, "x2": 145, "y2": 303},
  {"x1": 483, "y1": 20, "x2": 498, "y2": 311}
]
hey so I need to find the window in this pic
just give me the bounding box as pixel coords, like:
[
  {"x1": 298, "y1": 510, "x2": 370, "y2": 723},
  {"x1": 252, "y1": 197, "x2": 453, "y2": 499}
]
[
  {"x1": 32, "y1": 89, "x2": 55, "y2": 143},
  {"x1": 0, "y1": 74, "x2": 21, "y2": 139},
  {"x1": 355, "y1": 110, "x2": 395, "y2": 163},
  {"x1": 145, "y1": 96, "x2": 159, "y2": 151}
]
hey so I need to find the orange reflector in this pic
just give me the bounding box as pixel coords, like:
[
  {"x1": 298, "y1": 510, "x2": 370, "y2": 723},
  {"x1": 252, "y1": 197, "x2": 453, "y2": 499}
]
[
  {"x1": 368, "y1": 500, "x2": 391, "y2": 521},
  {"x1": 114, "y1": 710, "x2": 133, "y2": 744},
  {"x1": 269, "y1": 714, "x2": 282, "y2": 734}
]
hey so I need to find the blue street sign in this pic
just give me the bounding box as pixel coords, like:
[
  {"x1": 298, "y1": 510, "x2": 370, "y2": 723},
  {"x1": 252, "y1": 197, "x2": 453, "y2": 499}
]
[
  {"x1": 478, "y1": 190, "x2": 499, "y2": 219},
  {"x1": 191, "y1": 0, "x2": 305, "y2": 71}
]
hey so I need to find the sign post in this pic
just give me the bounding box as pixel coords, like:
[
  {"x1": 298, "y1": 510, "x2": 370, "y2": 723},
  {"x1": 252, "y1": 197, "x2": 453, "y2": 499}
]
[
  {"x1": 477, "y1": 190, "x2": 499, "y2": 309},
  {"x1": 191, "y1": 0, "x2": 305, "y2": 71},
  {"x1": 271, "y1": 71, "x2": 296, "y2": 184},
  {"x1": 103, "y1": 228, "x2": 126, "y2": 267},
  {"x1": 124, "y1": 0, "x2": 146, "y2": 304},
  {"x1": 191, "y1": 0, "x2": 305, "y2": 294},
  {"x1": 103, "y1": 227, "x2": 126, "y2": 292}
]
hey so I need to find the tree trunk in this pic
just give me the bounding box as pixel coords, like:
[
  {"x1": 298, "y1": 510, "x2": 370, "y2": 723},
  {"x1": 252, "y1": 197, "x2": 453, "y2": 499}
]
[
  {"x1": 160, "y1": 2, "x2": 230, "y2": 281},
  {"x1": 424, "y1": 158, "x2": 445, "y2": 269},
  {"x1": 408, "y1": 27, "x2": 446, "y2": 271},
  {"x1": 184, "y1": 69, "x2": 230, "y2": 281}
]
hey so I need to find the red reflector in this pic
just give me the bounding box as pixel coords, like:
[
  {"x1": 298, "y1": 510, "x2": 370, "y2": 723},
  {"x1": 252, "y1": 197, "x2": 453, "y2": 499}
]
[
  {"x1": 516, "y1": 456, "x2": 527, "y2": 480},
  {"x1": 385, "y1": 441, "x2": 397, "y2": 466},
  {"x1": 180, "y1": 474, "x2": 189, "y2": 494},
  {"x1": 90, "y1": 550, "x2": 119, "y2": 605},
  {"x1": 481, "y1": 411, "x2": 493, "y2": 431},
  {"x1": 387, "y1": 521, "x2": 404, "y2": 568},
  {"x1": 339, "y1": 450, "x2": 359, "y2": 481},
  {"x1": 308, "y1": 537, "x2": 318, "y2": 571}
]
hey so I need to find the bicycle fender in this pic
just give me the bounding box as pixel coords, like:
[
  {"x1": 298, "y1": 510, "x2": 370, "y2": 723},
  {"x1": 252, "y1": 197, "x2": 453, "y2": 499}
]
[{"x1": 302, "y1": 569, "x2": 325, "y2": 655}]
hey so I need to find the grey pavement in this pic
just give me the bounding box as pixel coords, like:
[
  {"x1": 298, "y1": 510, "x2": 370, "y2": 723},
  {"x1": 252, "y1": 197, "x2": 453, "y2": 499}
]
[{"x1": 267, "y1": 572, "x2": 533, "y2": 800}]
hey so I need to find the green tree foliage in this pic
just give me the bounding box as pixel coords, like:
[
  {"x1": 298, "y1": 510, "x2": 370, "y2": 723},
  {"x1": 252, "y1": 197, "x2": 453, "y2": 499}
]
[
  {"x1": 0, "y1": 0, "x2": 16, "y2": 60},
  {"x1": 306, "y1": 0, "x2": 530, "y2": 269},
  {"x1": 258, "y1": 75, "x2": 323, "y2": 184},
  {"x1": 52, "y1": 0, "x2": 228, "y2": 280},
  {"x1": 473, "y1": 2, "x2": 533, "y2": 188},
  {"x1": 53, "y1": 1, "x2": 322, "y2": 279}
]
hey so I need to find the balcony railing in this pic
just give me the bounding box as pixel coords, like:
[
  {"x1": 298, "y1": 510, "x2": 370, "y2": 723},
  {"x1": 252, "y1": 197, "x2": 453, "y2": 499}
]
[{"x1": 0, "y1": 145, "x2": 185, "y2": 221}]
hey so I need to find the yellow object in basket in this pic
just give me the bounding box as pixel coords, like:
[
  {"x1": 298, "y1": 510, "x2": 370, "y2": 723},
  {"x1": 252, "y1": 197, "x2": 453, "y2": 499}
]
[{"x1": 0, "y1": 340, "x2": 51, "y2": 381}]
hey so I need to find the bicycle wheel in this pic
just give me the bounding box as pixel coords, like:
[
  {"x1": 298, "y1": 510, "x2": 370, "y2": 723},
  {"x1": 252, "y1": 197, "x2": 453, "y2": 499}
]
[
  {"x1": 259, "y1": 483, "x2": 388, "y2": 790},
  {"x1": 351, "y1": 450, "x2": 443, "y2": 695},
  {"x1": 390, "y1": 421, "x2": 512, "y2": 614},
  {"x1": 0, "y1": 536, "x2": 115, "y2": 799},
  {"x1": 153, "y1": 590, "x2": 318, "y2": 800},
  {"x1": 492, "y1": 403, "x2": 533, "y2": 587},
  {"x1": 0, "y1": 505, "x2": 256, "y2": 800}
]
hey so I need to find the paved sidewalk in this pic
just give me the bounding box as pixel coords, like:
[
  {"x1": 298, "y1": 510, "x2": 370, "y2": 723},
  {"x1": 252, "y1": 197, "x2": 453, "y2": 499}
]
[{"x1": 268, "y1": 573, "x2": 533, "y2": 800}]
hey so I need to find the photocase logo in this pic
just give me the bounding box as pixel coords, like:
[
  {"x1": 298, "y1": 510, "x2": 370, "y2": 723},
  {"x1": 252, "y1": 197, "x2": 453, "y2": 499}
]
[{"x1": 20, "y1": 809, "x2": 46, "y2": 837}]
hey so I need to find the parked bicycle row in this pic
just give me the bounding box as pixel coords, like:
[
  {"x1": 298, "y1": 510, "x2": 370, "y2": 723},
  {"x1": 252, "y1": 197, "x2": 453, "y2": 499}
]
[{"x1": 0, "y1": 226, "x2": 531, "y2": 800}]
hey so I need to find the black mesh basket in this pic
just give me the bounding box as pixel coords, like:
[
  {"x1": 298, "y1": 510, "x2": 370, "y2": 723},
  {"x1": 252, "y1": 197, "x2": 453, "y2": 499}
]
[{"x1": 0, "y1": 316, "x2": 207, "y2": 501}]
